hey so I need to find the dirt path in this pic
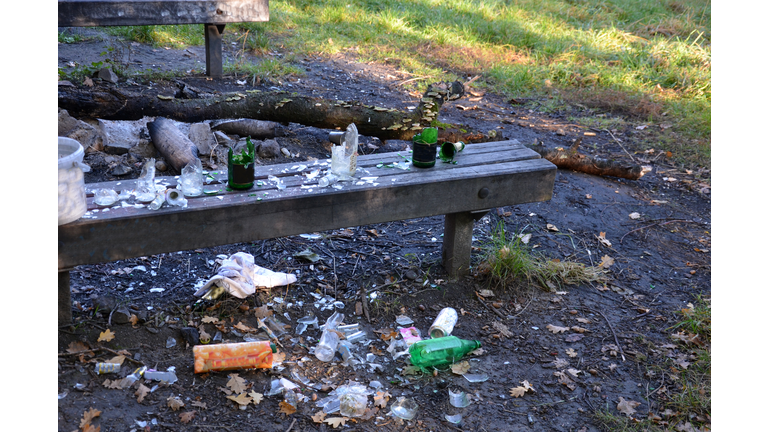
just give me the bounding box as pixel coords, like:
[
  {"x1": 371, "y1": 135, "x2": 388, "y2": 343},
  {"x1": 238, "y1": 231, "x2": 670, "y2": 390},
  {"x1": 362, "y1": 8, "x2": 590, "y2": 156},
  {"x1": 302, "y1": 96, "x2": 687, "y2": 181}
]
[{"x1": 57, "y1": 30, "x2": 711, "y2": 432}]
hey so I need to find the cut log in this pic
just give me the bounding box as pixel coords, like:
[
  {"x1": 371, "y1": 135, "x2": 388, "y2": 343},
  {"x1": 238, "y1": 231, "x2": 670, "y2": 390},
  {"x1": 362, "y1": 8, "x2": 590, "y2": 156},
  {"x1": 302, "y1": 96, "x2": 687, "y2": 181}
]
[
  {"x1": 57, "y1": 81, "x2": 465, "y2": 141},
  {"x1": 146, "y1": 117, "x2": 200, "y2": 172},
  {"x1": 210, "y1": 119, "x2": 286, "y2": 139},
  {"x1": 527, "y1": 139, "x2": 651, "y2": 180}
]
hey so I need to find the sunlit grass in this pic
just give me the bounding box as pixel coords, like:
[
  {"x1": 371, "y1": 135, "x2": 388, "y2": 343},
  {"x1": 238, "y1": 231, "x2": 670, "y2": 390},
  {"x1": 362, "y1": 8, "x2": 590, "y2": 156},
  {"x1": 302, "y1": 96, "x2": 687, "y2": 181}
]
[
  {"x1": 477, "y1": 223, "x2": 607, "y2": 291},
  {"x1": 93, "y1": 0, "x2": 710, "y2": 168}
]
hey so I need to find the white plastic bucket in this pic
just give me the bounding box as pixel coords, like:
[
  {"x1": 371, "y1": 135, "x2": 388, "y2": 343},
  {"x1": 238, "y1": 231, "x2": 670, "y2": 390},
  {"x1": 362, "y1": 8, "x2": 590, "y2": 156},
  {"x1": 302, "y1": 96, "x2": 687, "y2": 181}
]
[{"x1": 58, "y1": 137, "x2": 91, "y2": 225}]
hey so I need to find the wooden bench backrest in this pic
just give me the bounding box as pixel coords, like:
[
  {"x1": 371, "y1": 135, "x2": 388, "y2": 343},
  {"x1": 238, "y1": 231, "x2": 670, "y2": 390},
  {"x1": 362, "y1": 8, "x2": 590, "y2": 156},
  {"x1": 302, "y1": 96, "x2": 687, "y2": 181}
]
[{"x1": 58, "y1": 0, "x2": 269, "y2": 27}]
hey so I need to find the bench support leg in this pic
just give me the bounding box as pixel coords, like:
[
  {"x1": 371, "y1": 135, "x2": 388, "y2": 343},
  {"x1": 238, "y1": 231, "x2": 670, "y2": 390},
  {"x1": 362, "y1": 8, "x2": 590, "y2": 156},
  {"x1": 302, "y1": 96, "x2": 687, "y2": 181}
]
[
  {"x1": 204, "y1": 23, "x2": 226, "y2": 78},
  {"x1": 59, "y1": 270, "x2": 72, "y2": 325},
  {"x1": 442, "y1": 212, "x2": 475, "y2": 278}
]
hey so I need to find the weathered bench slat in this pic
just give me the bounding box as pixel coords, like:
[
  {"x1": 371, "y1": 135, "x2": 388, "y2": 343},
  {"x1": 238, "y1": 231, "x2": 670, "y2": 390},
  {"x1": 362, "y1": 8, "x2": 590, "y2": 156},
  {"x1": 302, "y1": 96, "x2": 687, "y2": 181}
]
[
  {"x1": 58, "y1": 0, "x2": 269, "y2": 27},
  {"x1": 80, "y1": 141, "x2": 540, "y2": 197},
  {"x1": 60, "y1": 141, "x2": 555, "y2": 270}
]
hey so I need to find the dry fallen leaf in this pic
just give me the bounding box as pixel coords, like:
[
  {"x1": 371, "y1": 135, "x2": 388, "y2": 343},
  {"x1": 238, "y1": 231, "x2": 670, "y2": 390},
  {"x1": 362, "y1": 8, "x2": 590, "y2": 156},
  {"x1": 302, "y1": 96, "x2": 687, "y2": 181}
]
[
  {"x1": 179, "y1": 411, "x2": 197, "y2": 424},
  {"x1": 227, "y1": 374, "x2": 248, "y2": 394},
  {"x1": 272, "y1": 352, "x2": 286, "y2": 364},
  {"x1": 617, "y1": 397, "x2": 641, "y2": 417},
  {"x1": 554, "y1": 371, "x2": 576, "y2": 390},
  {"x1": 198, "y1": 325, "x2": 212, "y2": 343},
  {"x1": 546, "y1": 324, "x2": 569, "y2": 334},
  {"x1": 597, "y1": 232, "x2": 612, "y2": 247},
  {"x1": 234, "y1": 321, "x2": 256, "y2": 332},
  {"x1": 567, "y1": 368, "x2": 582, "y2": 377},
  {"x1": 97, "y1": 329, "x2": 115, "y2": 342},
  {"x1": 312, "y1": 411, "x2": 327, "y2": 423},
  {"x1": 373, "y1": 391, "x2": 391, "y2": 408},
  {"x1": 107, "y1": 355, "x2": 126, "y2": 365},
  {"x1": 602, "y1": 344, "x2": 619, "y2": 357},
  {"x1": 201, "y1": 316, "x2": 220, "y2": 324},
  {"x1": 102, "y1": 379, "x2": 122, "y2": 389},
  {"x1": 279, "y1": 400, "x2": 297, "y2": 415},
  {"x1": 575, "y1": 317, "x2": 592, "y2": 324},
  {"x1": 67, "y1": 341, "x2": 89, "y2": 353},
  {"x1": 570, "y1": 326, "x2": 589, "y2": 333},
  {"x1": 249, "y1": 391, "x2": 264, "y2": 405},
  {"x1": 191, "y1": 401, "x2": 207, "y2": 409},
  {"x1": 129, "y1": 314, "x2": 139, "y2": 326},
  {"x1": 80, "y1": 407, "x2": 101, "y2": 429},
  {"x1": 228, "y1": 393, "x2": 252, "y2": 406},
  {"x1": 324, "y1": 417, "x2": 348, "y2": 428},
  {"x1": 509, "y1": 386, "x2": 528, "y2": 398},
  {"x1": 553, "y1": 357, "x2": 569, "y2": 368},
  {"x1": 565, "y1": 348, "x2": 578, "y2": 358},
  {"x1": 518, "y1": 233, "x2": 532, "y2": 244},
  {"x1": 135, "y1": 384, "x2": 150, "y2": 403},
  {"x1": 546, "y1": 223, "x2": 559, "y2": 232},
  {"x1": 628, "y1": 212, "x2": 641, "y2": 220},
  {"x1": 167, "y1": 396, "x2": 185, "y2": 411},
  {"x1": 492, "y1": 321, "x2": 513, "y2": 338},
  {"x1": 253, "y1": 305, "x2": 273, "y2": 319},
  {"x1": 451, "y1": 360, "x2": 471, "y2": 375},
  {"x1": 565, "y1": 333, "x2": 585, "y2": 342},
  {"x1": 599, "y1": 255, "x2": 615, "y2": 268}
]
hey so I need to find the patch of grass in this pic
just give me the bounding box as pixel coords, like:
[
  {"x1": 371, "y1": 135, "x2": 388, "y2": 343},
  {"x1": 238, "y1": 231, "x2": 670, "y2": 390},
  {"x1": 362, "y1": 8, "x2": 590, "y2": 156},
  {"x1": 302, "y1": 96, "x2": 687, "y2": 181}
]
[
  {"x1": 58, "y1": 31, "x2": 85, "y2": 44},
  {"x1": 478, "y1": 224, "x2": 607, "y2": 291},
  {"x1": 225, "y1": 58, "x2": 305, "y2": 84},
  {"x1": 592, "y1": 296, "x2": 711, "y2": 431},
  {"x1": 105, "y1": 25, "x2": 204, "y2": 48},
  {"x1": 83, "y1": 0, "x2": 709, "y2": 168}
]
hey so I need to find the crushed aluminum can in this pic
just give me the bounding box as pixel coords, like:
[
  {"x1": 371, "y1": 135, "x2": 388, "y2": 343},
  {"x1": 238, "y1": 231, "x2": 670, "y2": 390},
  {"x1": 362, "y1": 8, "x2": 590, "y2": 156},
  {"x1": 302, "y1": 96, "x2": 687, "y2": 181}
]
[
  {"x1": 94, "y1": 362, "x2": 121, "y2": 374},
  {"x1": 428, "y1": 307, "x2": 458, "y2": 338}
]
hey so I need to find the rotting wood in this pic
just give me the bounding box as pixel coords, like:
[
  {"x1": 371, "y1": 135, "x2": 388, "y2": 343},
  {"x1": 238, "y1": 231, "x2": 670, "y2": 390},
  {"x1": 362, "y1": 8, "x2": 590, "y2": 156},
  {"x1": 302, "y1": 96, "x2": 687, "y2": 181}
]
[
  {"x1": 57, "y1": 81, "x2": 465, "y2": 141},
  {"x1": 526, "y1": 138, "x2": 652, "y2": 180},
  {"x1": 211, "y1": 119, "x2": 286, "y2": 139},
  {"x1": 146, "y1": 117, "x2": 200, "y2": 172}
]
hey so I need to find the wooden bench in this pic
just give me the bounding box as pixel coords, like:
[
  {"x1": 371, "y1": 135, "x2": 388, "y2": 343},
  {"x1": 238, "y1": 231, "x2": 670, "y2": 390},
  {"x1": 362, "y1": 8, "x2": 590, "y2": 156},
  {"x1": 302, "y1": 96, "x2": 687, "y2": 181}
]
[
  {"x1": 58, "y1": 0, "x2": 269, "y2": 78},
  {"x1": 58, "y1": 140, "x2": 556, "y2": 323}
]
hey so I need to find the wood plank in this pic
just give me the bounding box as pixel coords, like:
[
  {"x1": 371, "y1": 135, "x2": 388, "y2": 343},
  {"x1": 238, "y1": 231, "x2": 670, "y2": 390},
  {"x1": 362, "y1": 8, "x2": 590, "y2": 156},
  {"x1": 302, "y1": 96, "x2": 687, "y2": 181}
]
[
  {"x1": 58, "y1": 0, "x2": 269, "y2": 27},
  {"x1": 82, "y1": 140, "x2": 539, "y2": 196},
  {"x1": 59, "y1": 155, "x2": 556, "y2": 269}
]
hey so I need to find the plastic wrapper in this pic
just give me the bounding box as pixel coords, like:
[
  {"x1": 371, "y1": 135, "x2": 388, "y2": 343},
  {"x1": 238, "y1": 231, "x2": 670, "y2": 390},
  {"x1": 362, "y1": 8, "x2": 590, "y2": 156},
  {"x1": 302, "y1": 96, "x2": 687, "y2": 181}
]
[
  {"x1": 193, "y1": 340, "x2": 276, "y2": 373},
  {"x1": 194, "y1": 252, "x2": 298, "y2": 299}
]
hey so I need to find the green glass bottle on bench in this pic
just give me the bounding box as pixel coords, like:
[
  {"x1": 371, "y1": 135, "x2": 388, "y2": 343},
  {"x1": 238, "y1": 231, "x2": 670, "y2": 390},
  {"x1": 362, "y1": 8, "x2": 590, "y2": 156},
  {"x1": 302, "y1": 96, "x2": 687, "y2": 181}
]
[{"x1": 408, "y1": 336, "x2": 481, "y2": 371}]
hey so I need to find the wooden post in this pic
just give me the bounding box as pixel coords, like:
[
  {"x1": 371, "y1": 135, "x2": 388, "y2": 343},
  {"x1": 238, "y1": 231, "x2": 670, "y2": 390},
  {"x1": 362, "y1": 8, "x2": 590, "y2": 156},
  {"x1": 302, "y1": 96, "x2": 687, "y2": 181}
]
[
  {"x1": 442, "y1": 211, "x2": 476, "y2": 278},
  {"x1": 204, "y1": 23, "x2": 226, "y2": 78},
  {"x1": 59, "y1": 270, "x2": 72, "y2": 324}
]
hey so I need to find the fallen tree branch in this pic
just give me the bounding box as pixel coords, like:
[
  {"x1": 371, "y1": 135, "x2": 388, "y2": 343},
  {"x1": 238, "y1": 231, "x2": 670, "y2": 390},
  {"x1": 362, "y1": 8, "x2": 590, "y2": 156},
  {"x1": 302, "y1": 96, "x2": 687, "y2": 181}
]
[
  {"x1": 526, "y1": 139, "x2": 652, "y2": 180},
  {"x1": 58, "y1": 80, "x2": 465, "y2": 141}
]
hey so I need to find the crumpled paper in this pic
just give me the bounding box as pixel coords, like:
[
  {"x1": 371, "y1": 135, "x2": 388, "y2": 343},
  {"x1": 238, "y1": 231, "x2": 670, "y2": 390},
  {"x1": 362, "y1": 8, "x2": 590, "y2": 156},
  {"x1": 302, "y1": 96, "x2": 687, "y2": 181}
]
[{"x1": 194, "y1": 252, "x2": 297, "y2": 299}]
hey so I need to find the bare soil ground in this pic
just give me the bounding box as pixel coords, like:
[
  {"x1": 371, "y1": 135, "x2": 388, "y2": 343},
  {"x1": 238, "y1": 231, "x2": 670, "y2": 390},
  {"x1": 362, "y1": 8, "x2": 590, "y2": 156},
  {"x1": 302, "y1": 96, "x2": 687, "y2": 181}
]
[{"x1": 57, "y1": 28, "x2": 711, "y2": 432}]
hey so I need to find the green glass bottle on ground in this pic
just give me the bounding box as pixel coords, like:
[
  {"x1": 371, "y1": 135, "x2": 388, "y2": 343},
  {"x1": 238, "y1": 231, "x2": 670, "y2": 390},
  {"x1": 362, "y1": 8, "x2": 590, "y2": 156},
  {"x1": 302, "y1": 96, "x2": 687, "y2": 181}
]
[{"x1": 408, "y1": 336, "x2": 481, "y2": 372}]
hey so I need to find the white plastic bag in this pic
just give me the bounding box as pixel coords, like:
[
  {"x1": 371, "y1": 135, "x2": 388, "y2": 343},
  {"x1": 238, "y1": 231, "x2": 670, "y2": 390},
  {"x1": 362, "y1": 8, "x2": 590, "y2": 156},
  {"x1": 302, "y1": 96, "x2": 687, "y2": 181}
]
[{"x1": 194, "y1": 252, "x2": 297, "y2": 299}]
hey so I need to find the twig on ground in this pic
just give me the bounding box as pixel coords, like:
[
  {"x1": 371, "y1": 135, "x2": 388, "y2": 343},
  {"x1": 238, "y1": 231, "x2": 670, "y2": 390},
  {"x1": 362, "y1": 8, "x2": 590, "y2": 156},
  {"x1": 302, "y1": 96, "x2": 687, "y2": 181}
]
[
  {"x1": 603, "y1": 128, "x2": 636, "y2": 162},
  {"x1": 285, "y1": 418, "x2": 297, "y2": 432},
  {"x1": 361, "y1": 288, "x2": 370, "y2": 323},
  {"x1": 585, "y1": 307, "x2": 626, "y2": 362},
  {"x1": 475, "y1": 291, "x2": 507, "y2": 320},
  {"x1": 620, "y1": 219, "x2": 696, "y2": 243},
  {"x1": 395, "y1": 75, "x2": 433, "y2": 87}
]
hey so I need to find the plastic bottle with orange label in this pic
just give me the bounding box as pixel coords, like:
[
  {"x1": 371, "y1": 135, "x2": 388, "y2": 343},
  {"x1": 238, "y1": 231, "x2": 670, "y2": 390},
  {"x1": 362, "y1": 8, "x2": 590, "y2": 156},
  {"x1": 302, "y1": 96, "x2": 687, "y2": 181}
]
[{"x1": 193, "y1": 340, "x2": 277, "y2": 373}]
